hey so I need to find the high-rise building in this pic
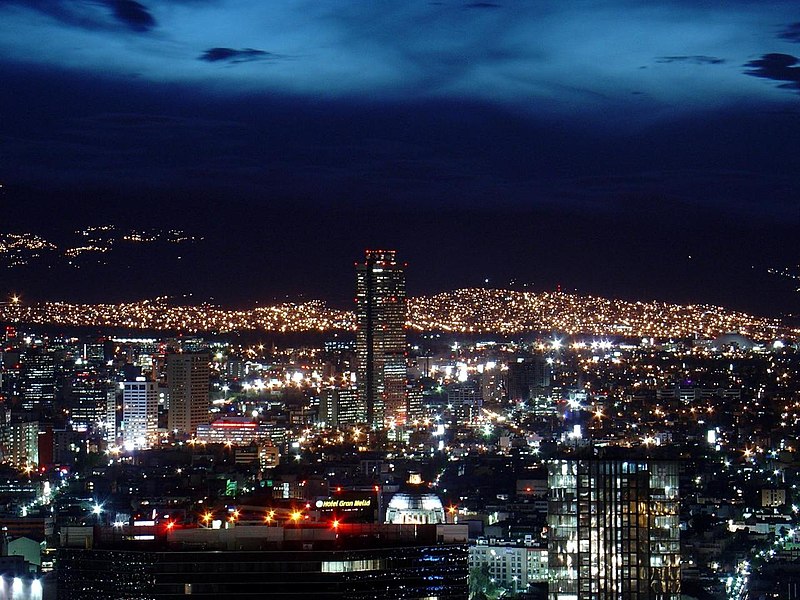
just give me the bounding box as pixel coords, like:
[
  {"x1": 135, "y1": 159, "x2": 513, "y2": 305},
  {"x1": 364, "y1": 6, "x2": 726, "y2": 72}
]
[
  {"x1": 66, "y1": 371, "x2": 114, "y2": 434},
  {"x1": 480, "y1": 365, "x2": 505, "y2": 406},
  {"x1": 507, "y1": 357, "x2": 551, "y2": 404},
  {"x1": 122, "y1": 378, "x2": 158, "y2": 450},
  {"x1": 547, "y1": 456, "x2": 680, "y2": 600},
  {"x1": 20, "y1": 349, "x2": 56, "y2": 413},
  {"x1": 0, "y1": 350, "x2": 22, "y2": 403},
  {"x1": 319, "y1": 386, "x2": 364, "y2": 428},
  {"x1": 406, "y1": 384, "x2": 423, "y2": 423},
  {"x1": 0, "y1": 420, "x2": 39, "y2": 469},
  {"x1": 446, "y1": 381, "x2": 482, "y2": 424},
  {"x1": 355, "y1": 250, "x2": 407, "y2": 428},
  {"x1": 166, "y1": 352, "x2": 210, "y2": 437}
]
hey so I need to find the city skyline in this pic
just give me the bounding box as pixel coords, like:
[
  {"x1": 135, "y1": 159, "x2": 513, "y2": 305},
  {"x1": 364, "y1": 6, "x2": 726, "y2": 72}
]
[{"x1": 2, "y1": 4, "x2": 800, "y2": 596}]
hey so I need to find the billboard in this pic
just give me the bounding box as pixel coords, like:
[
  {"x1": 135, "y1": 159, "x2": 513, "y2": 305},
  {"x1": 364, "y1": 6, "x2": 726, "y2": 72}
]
[{"x1": 314, "y1": 493, "x2": 375, "y2": 521}]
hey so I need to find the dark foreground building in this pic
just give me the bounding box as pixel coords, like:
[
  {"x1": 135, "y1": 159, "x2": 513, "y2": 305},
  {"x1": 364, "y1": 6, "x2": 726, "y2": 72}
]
[
  {"x1": 548, "y1": 455, "x2": 680, "y2": 600},
  {"x1": 56, "y1": 523, "x2": 468, "y2": 599}
]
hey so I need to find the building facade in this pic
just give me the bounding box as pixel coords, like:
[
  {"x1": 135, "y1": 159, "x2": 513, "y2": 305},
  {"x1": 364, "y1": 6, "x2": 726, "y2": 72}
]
[
  {"x1": 121, "y1": 379, "x2": 158, "y2": 450},
  {"x1": 548, "y1": 457, "x2": 680, "y2": 600},
  {"x1": 469, "y1": 539, "x2": 549, "y2": 592},
  {"x1": 355, "y1": 250, "x2": 407, "y2": 428},
  {"x1": 319, "y1": 386, "x2": 364, "y2": 428},
  {"x1": 20, "y1": 350, "x2": 55, "y2": 413},
  {"x1": 166, "y1": 352, "x2": 210, "y2": 436},
  {"x1": 507, "y1": 357, "x2": 551, "y2": 405},
  {"x1": 0, "y1": 421, "x2": 39, "y2": 470},
  {"x1": 195, "y1": 417, "x2": 265, "y2": 445},
  {"x1": 66, "y1": 371, "x2": 114, "y2": 434},
  {"x1": 446, "y1": 381, "x2": 483, "y2": 424},
  {"x1": 56, "y1": 524, "x2": 468, "y2": 599}
]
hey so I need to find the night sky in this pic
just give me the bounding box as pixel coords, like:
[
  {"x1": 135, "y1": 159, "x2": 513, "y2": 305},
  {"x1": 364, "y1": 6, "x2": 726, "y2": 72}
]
[{"x1": 1, "y1": 1, "x2": 798, "y2": 315}]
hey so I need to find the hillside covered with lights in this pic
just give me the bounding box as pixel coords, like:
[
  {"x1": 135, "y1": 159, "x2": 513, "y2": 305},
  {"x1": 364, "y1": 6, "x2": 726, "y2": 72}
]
[{"x1": 0, "y1": 288, "x2": 793, "y2": 340}]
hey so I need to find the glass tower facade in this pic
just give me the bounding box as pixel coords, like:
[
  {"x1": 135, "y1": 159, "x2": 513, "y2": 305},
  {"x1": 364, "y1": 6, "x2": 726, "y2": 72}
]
[
  {"x1": 548, "y1": 458, "x2": 680, "y2": 600},
  {"x1": 355, "y1": 250, "x2": 407, "y2": 428}
]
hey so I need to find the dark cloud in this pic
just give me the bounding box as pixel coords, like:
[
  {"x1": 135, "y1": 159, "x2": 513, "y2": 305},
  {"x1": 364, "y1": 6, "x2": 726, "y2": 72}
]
[
  {"x1": 0, "y1": 0, "x2": 102, "y2": 30},
  {"x1": 0, "y1": 0, "x2": 155, "y2": 32},
  {"x1": 656, "y1": 55, "x2": 725, "y2": 65},
  {"x1": 745, "y1": 53, "x2": 800, "y2": 92},
  {"x1": 108, "y1": 0, "x2": 156, "y2": 32},
  {"x1": 199, "y1": 47, "x2": 283, "y2": 64},
  {"x1": 778, "y1": 23, "x2": 800, "y2": 43}
]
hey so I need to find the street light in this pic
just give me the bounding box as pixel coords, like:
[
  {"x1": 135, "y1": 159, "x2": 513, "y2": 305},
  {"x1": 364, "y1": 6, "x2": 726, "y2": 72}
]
[{"x1": 201, "y1": 512, "x2": 213, "y2": 527}]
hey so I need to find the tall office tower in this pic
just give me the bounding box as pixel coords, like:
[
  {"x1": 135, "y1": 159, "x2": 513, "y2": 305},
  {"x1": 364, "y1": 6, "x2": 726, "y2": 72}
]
[
  {"x1": 446, "y1": 381, "x2": 483, "y2": 424},
  {"x1": 105, "y1": 387, "x2": 118, "y2": 444},
  {"x1": 67, "y1": 372, "x2": 114, "y2": 434},
  {"x1": 166, "y1": 351, "x2": 210, "y2": 437},
  {"x1": 548, "y1": 457, "x2": 680, "y2": 600},
  {"x1": 0, "y1": 421, "x2": 39, "y2": 469},
  {"x1": 319, "y1": 386, "x2": 364, "y2": 428},
  {"x1": 355, "y1": 250, "x2": 407, "y2": 428},
  {"x1": 506, "y1": 357, "x2": 551, "y2": 404},
  {"x1": 82, "y1": 341, "x2": 110, "y2": 367},
  {"x1": 406, "y1": 384, "x2": 423, "y2": 423},
  {"x1": 20, "y1": 349, "x2": 56, "y2": 412},
  {"x1": 480, "y1": 365, "x2": 505, "y2": 406},
  {"x1": 122, "y1": 378, "x2": 158, "y2": 450}
]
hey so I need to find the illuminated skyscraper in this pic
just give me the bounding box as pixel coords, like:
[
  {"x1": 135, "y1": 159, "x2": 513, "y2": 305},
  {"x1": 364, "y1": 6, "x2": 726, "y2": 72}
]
[
  {"x1": 548, "y1": 457, "x2": 680, "y2": 600},
  {"x1": 67, "y1": 371, "x2": 114, "y2": 435},
  {"x1": 166, "y1": 351, "x2": 210, "y2": 437},
  {"x1": 20, "y1": 349, "x2": 55, "y2": 412},
  {"x1": 122, "y1": 378, "x2": 158, "y2": 450},
  {"x1": 319, "y1": 386, "x2": 364, "y2": 428},
  {"x1": 0, "y1": 421, "x2": 39, "y2": 470},
  {"x1": 355, "y1": 250, "x2": 407, "y2": 428}
]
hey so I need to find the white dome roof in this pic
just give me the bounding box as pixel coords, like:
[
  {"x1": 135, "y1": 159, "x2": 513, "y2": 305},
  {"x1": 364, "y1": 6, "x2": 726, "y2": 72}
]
[{"x1": 387, "y1": 492, "x2": 443, "y2": 512}]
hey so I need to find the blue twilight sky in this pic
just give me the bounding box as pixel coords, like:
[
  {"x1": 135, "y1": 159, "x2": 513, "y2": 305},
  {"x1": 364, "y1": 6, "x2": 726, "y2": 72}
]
[{"x1": 0, "y1": 0, "x2": 798, "y2": 313}]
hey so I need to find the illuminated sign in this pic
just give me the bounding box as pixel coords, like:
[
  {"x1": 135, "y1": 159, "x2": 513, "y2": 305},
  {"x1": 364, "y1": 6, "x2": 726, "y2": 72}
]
[{"x1": 315, "y1": 496, "x2": 374, "y2": 512}]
